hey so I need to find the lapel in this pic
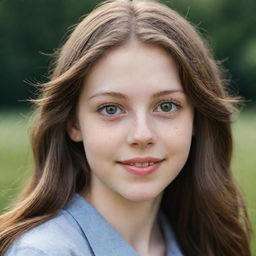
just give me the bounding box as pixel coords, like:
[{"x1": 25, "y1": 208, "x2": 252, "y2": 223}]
[
  {"x1": 159, "y1": 213, "x2": 184, "y2": 256},
  {"x1": 65, "y1": 193, "x2": 184, "y2": 256},
  {"x1": 64, "y1": 193, "x2": 139, "y2": 256}
]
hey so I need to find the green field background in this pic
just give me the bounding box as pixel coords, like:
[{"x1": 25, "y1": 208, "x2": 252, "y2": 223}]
[{"x1": 0, "y1": 109, "x2": 255, "y2": 253}]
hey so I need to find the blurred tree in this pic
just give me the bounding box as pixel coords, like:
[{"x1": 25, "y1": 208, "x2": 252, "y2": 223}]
[
  {"x1": 167, "y1": 0, "x2": 256, "y2": 105},
  {"x1": 0, "y1": 0, "x2": 101, "y2": 108},
  {"x1": 0, "y1": 0, "x2": 255, "y2": 108}
]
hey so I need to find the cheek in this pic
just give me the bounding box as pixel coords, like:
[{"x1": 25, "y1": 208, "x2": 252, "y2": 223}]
[
  {"x1": 159, "y1": 119, "x2": 193, "y2": 154},
  {"x1": 81, "y1": 121, "x2": 125, "y2": 159}
]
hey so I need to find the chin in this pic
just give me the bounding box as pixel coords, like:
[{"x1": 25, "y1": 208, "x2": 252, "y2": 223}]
[{"x1": 121, "y1": 188, "x2": 163, "y2": 202}]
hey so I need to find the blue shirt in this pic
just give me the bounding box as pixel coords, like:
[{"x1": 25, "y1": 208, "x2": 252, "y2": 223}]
[{"x1": 5, "y1": 193, "x2": 183, "y2": 256}]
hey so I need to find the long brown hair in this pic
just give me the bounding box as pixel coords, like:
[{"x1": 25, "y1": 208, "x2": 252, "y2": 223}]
[{"x1": 0, "y1": 0, "x2": 252, "y2": 255}]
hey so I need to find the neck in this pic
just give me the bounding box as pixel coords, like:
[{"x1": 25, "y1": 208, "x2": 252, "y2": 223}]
[{"x1": 80, "y1": 187, "x2": 165, "y2": 255}]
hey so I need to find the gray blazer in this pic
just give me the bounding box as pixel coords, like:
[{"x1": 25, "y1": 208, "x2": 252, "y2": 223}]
[{"x1": 5, "y1": 193, "x2": 183, "y2": 256}]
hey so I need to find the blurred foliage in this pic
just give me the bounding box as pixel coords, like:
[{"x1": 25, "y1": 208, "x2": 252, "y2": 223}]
[
  {"x1": 0, "y1": 0, "x2": 255, "y2": 108},
  {"x1": 168, "y1": 0, "x2": 256, "y2": 106}
]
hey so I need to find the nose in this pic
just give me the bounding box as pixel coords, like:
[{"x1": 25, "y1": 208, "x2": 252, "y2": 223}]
[{"x1": 126, "y1": 113, "x2": 156, "y2": 149}]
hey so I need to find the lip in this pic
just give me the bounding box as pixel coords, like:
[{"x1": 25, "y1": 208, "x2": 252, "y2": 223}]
[
  {"x1": 118, "y1": 157, "x2": 164, "y2": 164},
  {"x1": 117, "y1": 157, "x2": 165, "y2": 176},
  {"x1": 118, "y1": 161, "x2": 163, "y2": 176}
]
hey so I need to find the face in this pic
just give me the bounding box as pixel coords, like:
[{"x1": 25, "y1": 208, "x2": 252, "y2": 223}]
[{"x1": 69, "y1": 39, "x2": 194, "y2": 202}]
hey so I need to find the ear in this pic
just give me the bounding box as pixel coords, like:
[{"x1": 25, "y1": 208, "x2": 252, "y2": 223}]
[{"x1": 66, "y1": 116, "x2": 83, "y2": 142}]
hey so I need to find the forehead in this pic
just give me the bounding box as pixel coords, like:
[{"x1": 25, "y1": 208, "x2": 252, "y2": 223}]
[{"x1": 81, "y1": 40, "x2": 183, "y2": 98}]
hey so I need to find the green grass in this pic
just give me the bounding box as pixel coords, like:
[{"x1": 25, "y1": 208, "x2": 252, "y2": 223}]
[
  {"x1": 0, "y1": 109, "x2": 255, "y2": 253},
  {"x1": 0, "y1": 110, "x2": 33, "y2": 211},
  {"x1": 232, "y1": 110, "x2": 256, "y2": 253}
]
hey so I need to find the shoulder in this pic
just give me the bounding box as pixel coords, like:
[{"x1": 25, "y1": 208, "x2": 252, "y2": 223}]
[{"x1": 5, "y1": 209, "x2": 93, "y2": 256}]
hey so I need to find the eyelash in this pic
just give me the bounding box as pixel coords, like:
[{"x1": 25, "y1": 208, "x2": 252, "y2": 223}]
[{"x1": 96, "y1": 99, "x2": 182, "y2": 118}]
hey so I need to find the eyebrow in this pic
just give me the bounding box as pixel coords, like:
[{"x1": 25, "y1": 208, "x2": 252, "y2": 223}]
[{"x1": 88, "y1": 89, "x2": 184, "y2": 100}]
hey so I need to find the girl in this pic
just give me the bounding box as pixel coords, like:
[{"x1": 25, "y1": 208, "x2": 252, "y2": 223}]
[{"x1": 0, "y1": 0, "x2": 251, "y2": 255}]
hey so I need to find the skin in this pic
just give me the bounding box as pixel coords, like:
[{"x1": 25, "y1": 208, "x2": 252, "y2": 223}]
[{"x1": 68, "y1": 39, "x2": 194, "y2": 256}]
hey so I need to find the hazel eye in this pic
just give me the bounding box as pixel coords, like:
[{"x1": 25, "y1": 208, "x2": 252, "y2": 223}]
[
  {"x1": 156, "y1": 101, "x2": 178, "y2": 113},
  {"x1": 98, "y1": 104, "x2": 123, "y2": 116}
]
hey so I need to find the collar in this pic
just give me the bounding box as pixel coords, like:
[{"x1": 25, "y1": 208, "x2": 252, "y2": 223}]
[
  {"x1": 64, "y1": 193, "x2": 183, "y2": 256},
  {"x1": 159, "y1": 212, "x2": 184, "y2": 255}
]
